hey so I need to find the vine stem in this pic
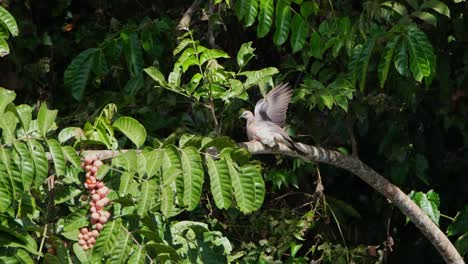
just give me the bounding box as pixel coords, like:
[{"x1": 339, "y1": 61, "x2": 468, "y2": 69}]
[{"x1": 37, "y1": 223, "x2": 48, "y2": 261}]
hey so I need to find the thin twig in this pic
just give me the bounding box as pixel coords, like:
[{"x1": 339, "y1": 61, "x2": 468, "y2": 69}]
[{"x1": 37, "y1": 223, "x2": 48, "y2": 261}]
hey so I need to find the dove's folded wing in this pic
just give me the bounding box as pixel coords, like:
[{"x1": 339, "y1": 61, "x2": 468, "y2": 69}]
[{"x1": 254, "y1": 83, "x2": 292, "y2": 127}]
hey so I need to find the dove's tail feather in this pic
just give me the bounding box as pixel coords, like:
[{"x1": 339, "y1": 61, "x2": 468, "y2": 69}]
[{"x1": 283, "y1": 137, "x2": 309, "y2": 157}]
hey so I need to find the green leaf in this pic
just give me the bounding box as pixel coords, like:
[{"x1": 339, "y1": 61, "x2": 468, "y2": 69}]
[
  {"x1": 161, "y1": 185, "x2": 174, "y2": 218},
  {"x1": 118, "y1": 172, "x2": 134, "y2": 197},
  {"x1": 113, "y1": 116, "x2": 147, "y2": 148},
  {"x1": 58, "y1": 127, "x2": 84, "y2": 144},
  {"x1": 109, "y1": 230, "x2": 132, "y2": 264},
  {"x1": 0, "y1": 87, "x2": 16, "y2": 114},
  {"x1": 15, "y1": 104, "x2": 32, "y2": 132},
  {"x1": 144, "y1": 150, "x2": 163, "y2": 178},
  {"x1": 92, "y1": 49, "x2": 109, "y2": 76},
  {"x1": 300, "y1": 1, "x2": 316, "y2": 18},
  {"x1": 242, "y1": 164, "x2": 264, "y2": 209},
  {"x1": 128, "y1": 245, "x2": 146, "y2": 264},
  {"x1": 0, "y1": 163, "x2": 12, "y2": 211},
  {"x1": 206, "y1": 157, "x2": 232, "y2": 209},
  {"x1": 378, "y1": 35, "x2": 400, "y2": 88},
  {"x1": 0, "y1": 147, "x2": 22, "y2": 200},
  {"x1": 244, "y1": 0, "x2": 259, "y2": 27},
  {"x1": 0, "y1": 111, "x2": 17, "y2": 144},
  {"x1": 200, "y1": 49, "x2": 230, "y2": 65},
  {"x1": 239, "y1": 67, "x2": 279, "y2": 88},
  {"x1": 0, "y1": 37, "x2": 10, "y2": 57},
  {"x1": 47, "y1": 139, "x2": 66, "y2": 176},
  {"x1": 410, "y1": 190, "x2": 440, "y2": 225},
  {"x1": 13, "y1": 142, "x2": 34, "y2": 190},
  {"x1": 257, "y1": 0, "x2": 274, "y2": 38},
  {"x1": 447, "y1": 205, "x2": 468, "y2": 236},
  {"x1": 37, "y1": 103, "x2": 58, "y2": 138},
  {"x1": 121, "y1": 31, "x2": 144, "y2": 77},
  {"x1": 358, "y1": 38, "x2": 376, "y2": 91},
  {"x1": 64, "y1": 48, "x2": 96, "y2": 101},
  {"x1": 394, "y1": 37, "x2": 411, "y2": 77},
  {"x1": 93, "y1": 220, "x2": 122, "y2": 262},
  {"x1": 273, "y1": 0, "x2": 292, "y2": 46},
  {"x1": 30, "y1": 140, "x2": 48, "y2": 187},
  {"x1": 61, "y1": 146, "x2": 81, "y2": 168},
  {"x1": 420, "y1": 0, "x2": 450, "y2": 17},
  {"x1": 63, "y1": 207, "x2": 88, "y2": 232},
  {"x1": 0, "y1": 6, "x2": 19, "y2": 36},
  {"x1": 412, "y1": 11, "x2": 437, "y2": 26},
  {"x1": 73, "y1": 243, "x2": 91, "y2": 264},
  {"x1": 181, "y1": 147, "x2": 204, "y2": 210},
  {"x1": 290, "y1": 14, "x2": 309, "y2": 53},
  {"x1": 235, "y1": 0, "x2": 250, "y2": 21},
  {"x1": 308, "y1": 32, "x2": 323, "y2": 58},
  {"x1": 406, "y1": 26, "x2": 432, "y2": 82},
  {"x1": 137, "y1": 179, "x2": 158, "y2": 217},
  {"x1": 237, "y1": 42, "x2": 256, "y2": 69},
  {"x1": 226, "y1": 157, "x2": 255, "y2": 214},
  {"x1": 173, "y1": 38, "x2": 193, "y2": 56},
  {"x1": 144, "y1": 66, "x2": 168, "y2": 86},
  {"x1": 455, "y1": 233, "x2": 468, "y2": 256}
]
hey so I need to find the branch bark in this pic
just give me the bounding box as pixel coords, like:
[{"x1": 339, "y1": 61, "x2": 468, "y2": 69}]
[
  {"x1": 238, "y1": 141, "x2": 464, "y2": 264},
  {"x1": 177, "y1": 0, "x2": 203, "y2": 30}
]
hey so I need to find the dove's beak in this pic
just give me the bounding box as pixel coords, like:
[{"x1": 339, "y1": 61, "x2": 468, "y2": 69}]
[{"x1": 239, "y1": 114, "x2": 243, "y2": 119}]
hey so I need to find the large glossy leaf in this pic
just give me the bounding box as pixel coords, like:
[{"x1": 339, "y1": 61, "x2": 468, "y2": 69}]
[
  {"x1": 393, "y1": 37, "x2": 410, "y2": 77},
  {"x1": 0, "y1": 111, "x2": 17, "y2": 144},
  {"x1": 15, "y1": 104, "x2": 32, "y2": 132},
  {"x1": 406, "y1": 26, "x2": 431, "y2": 82},
  {"x1": 109, "y1": 229, "x2": 132, "y2": 264},
  {"x1": 0, "y1": 147, "x2": 22, "y2": 200},
  {"x1": 273, "y1": 0, "x2": 292, "y2": 46},
  {"x1": 37, "y1": 103, "x2": 58, "y2": 138},
  {"x1": 180, "y1": 147, "x2": 204, "y2": 210},
  {"x1": 358, "y1": 38, "x2": 376, "y2": 91},
  {"x1": 409, "y1": 190, "x2": 440, "y2": 225},
  {"x1": 447, "y1": 205, "x2": 468, "y2": 236},
  {"x1": 378, "y1": 35, "x2": 400, "y2": 88},
  {"x1": 0, "y1": 6, "x2": 19, "y2": 36},
  {"x1": 144, "y1": 66, "x2": 168, "y2": 86},
  {"x1": 161, "y1": 185, "x2": 174, "y2": 218},
  {"x1": 290, "y1": 14, "x2": 308, "y2": 53},
  {"x1": 121, "y1": 31, "x2": 144, "y2": 77},
  {"x1": 63, "y1": 207, "x2": 88, "y2": 232},
  {"x1": 0, "y1": 37, "x2": 9, "y2": 57},
  {"x1": 244, "y1": 0, "x2": 259, "y2": 27},
  {"x1": 206, "y1": 157, "x2": 232, "y2": 209},
  {"x1": 241, "y1": 165, "x2": 264, "y2": 210},
  {"x1": 92, "y1": 49, "x2": 109, "y2": 76},
  {"x1": 420, "y1": 0, "x2": 450, "y2": 17},
  {"x1": 118, "y1": 172, "x2": 134, "y2": 197},
  {"x1": 62, "y1": 146, "x2": 81, "y2": 168},
  {"x1": 113, "y1": 116, "x2": 147, "y2": 148},
  {"x1": 226, "y1": 158, "x2": 255, "y2": 214},
  {"x1": 64, "y1": 48, "x2": 96, "y2": 101},
  {"x1": 0, "y1": 87, "x2": 16, "y2": 114},
  {"x1": 13, "y1": 142, "x2": 34, "y2": 190},
  {"x1": 235, "y1": 0, "x2": 250, "y2": 21},
  {"x1": 29, "y1": 140, "x2": 48, "y2": 187},
  {"x1": 0, "y1": 155, "x2": 12, "y2": 211},
  {"x1": 143, "y1": 150, "x2": 163, "y2": 178},
  {"x1": 257, "y1": 0, "x2": 274, "y2": 38},
  {"x1": 93, "y1": 219, "x2": 122, "y2": 262},
  {"x1": 137, "y1": 179, "x2": 158, "y2": 217},
  {"x1": 128, "y1": 245, "x2": 146, "y2": 264},
  {"x1": 47, "y1": 139, "x2": 66, "y2": 177}
]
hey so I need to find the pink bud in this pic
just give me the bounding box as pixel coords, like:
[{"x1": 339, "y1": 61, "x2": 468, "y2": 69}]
[
  {"x1": 81, "y1": 228, "x2": 88, "y2": 234},
  {"x1": 91, "y1": 212, "x2": 100, "y2": 220},
  {"x1": 79, "y1": 239, "x2": 86, "y2": 246},
  {"x1": 88, "y1": 237, "x2": 96, "y2": 244},
  {"x1": 88, "y1": 244, "x2": 94, "y2": 249},
  {"x1": 91, "y1": 230, "x2": 99, "y2": 237},
  {"x1": 78, "y1": 233, "x2": 83, "y2": 239},
  {"x1": 95, "y1": 200, "x2": 105, "y2": 208},
  {"x1": 81, "y1": 162, "x2": 86, "y2": 169},
  {"x1": 90, "y1": 206, "x2": 96, "y2": 213},
  {"x1": 99, "y1": 216, "x2": 107, "y2": 224},
  {"x1": 91, "y1": 167, "x2": 98, "y2": 173},
  {"x1": 83, "y1": 234, "x2": 89, "y2": 240},
  {"x1": 85, "y1": 157, "x2": 93, "y2": 165},
  {"x1": 93, "y1": 160, "x2": 103, "y2": 168},
  {"x1": 97, "y1": 187, "x2": 108, "y2": 197},
  {"x1": 87, "y1": 183, "x2": 96, "y2": 190},
  {"x1": 96, "y1": 223, "x2": 103, "y2": 231},
  {"x1": 100, "y1": 197, "x2": 109, "y2": 206},
  {"x1": 96, "y1": 182, "x2": 104, "y2": 189},
  {"x1": 92, "y1": 194, "x2": 101, "y2": 202},
  {"x1": 89, "y1": 176, "x2": 97, "y2": 183},
  {"x1": 85, "y1": 165, "x2": 92, "y2": 171},
  {"x1": 82, "y1": 244, "x2": 89, "y2": 250}
]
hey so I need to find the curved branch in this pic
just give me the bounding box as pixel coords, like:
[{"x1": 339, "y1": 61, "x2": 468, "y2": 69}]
[{"x1": 239, "y1": 141, "x2": 464, "y2": 264}]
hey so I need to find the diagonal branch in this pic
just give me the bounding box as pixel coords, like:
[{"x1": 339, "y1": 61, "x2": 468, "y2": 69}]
[{"x1": 239, "y1": 141, "x2": 464, "y2": 264}]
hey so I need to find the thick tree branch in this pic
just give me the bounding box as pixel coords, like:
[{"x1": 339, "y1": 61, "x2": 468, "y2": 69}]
[
  {"x1": 238, "y1": 141, "x2": 464, "y2": 264},
  {"x1": 177, "y1": 0, "x2": 203, "y2": 30},
  {"x1": 71, "y1": 142, "x2": 463, "y2": 263}
]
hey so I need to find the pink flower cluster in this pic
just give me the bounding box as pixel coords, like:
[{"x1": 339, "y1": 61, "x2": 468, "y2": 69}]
[{"x1": 78, "y1": 157, "x2": 111, "y2": 250}]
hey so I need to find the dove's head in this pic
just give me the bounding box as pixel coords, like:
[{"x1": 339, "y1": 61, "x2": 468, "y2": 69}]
[{"x1": 239, "y1": 111, "x2": 254, "y2": 121}]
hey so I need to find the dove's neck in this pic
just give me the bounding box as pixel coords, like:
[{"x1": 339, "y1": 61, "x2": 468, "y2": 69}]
[{"x1": 246, "y1": 116, "x2": 255, "y2": 125}]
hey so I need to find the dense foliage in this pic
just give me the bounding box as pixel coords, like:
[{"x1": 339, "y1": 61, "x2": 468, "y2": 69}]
[{"x1": 0, "y1": 0, "x2": 467, "y2": 263}]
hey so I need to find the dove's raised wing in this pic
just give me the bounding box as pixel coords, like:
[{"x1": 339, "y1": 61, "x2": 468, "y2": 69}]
[{"x1": 254, "y1": 83, "x2": 292, "y2": 127}]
